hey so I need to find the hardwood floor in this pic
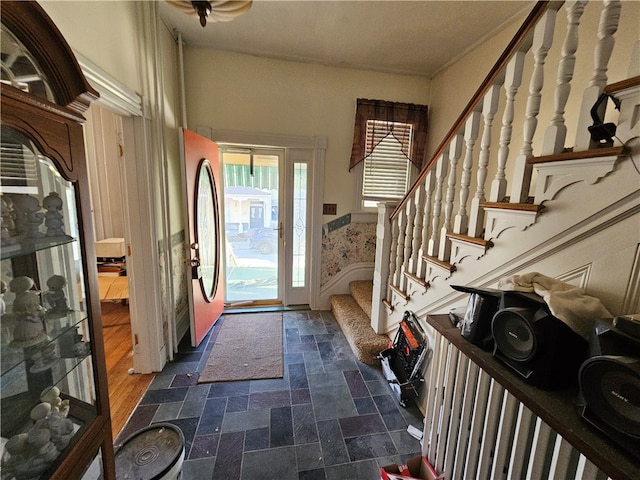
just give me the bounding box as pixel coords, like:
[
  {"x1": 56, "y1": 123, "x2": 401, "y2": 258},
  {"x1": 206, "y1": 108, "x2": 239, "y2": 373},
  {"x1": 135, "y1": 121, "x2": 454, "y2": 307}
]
[{"x1": 101, "y1": 301, "x2": 154, "y2": 441}]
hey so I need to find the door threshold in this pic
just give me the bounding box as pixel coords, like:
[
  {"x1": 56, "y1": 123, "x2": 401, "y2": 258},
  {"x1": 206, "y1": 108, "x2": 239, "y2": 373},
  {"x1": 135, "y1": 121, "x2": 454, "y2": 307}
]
[{"x1": 223, "y1": 303, "x2": 310, "y2": 314}]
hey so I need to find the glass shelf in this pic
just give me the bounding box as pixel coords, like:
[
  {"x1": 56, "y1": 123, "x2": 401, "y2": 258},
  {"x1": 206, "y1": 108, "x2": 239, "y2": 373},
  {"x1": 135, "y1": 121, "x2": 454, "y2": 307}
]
[
  {"x1": 0, "y1": 383, "x2": 96, "y2": 480},
  {"x1": 1, "y1": 310, "x2": 89, "y2": 378},
  {"x1": 1, "y1": 337, "x2": 93, "y2": 402},
  {"x1": 0, "y1": 237, "x2": 76, "y2": 261}
]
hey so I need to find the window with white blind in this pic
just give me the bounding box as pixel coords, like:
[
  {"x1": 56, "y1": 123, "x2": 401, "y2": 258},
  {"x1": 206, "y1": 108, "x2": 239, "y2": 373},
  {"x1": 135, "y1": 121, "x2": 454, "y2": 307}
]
[{"x1": 361, "y1": 120, "x2": 413, "y2": 207}]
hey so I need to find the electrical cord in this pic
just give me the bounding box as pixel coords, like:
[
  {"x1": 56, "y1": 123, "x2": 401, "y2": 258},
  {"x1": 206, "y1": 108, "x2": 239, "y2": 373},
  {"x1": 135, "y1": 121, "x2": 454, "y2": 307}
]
[{"x1": 615, "y1": 134, "x2": 640, "y2": 175}]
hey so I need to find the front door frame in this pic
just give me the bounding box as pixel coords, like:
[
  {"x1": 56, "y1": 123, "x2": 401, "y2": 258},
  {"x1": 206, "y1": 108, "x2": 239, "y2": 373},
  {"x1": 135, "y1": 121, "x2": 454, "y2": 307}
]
[
  {"x1": 180, "y1": 128, "x2": 225, "y2": 346},
  {"x1": 197, "y1": 128, "x2": 326, "y2": 309},
  {"x1": 78, "y1": 53, "x2": 165, "y2": 374}
]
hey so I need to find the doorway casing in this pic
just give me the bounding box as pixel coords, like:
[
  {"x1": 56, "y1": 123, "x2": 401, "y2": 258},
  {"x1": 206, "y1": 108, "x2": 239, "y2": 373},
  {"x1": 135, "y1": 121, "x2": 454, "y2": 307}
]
[
  {"x1": 78, "y1": 53, "x2": 166, "y2": 374},
  {"x1": 197, "y1": 128, "x2": 327, "y2": 310}
]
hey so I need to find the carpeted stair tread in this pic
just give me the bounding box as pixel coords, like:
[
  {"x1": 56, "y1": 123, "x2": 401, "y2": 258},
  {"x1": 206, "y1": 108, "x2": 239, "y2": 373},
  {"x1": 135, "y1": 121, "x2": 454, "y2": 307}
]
[
  {"x1": 330, "y1": 294, "x2": 389, "y2": 366},
  {"x1": 349, "y1": 280, "x2": 373, "y2": 319}
]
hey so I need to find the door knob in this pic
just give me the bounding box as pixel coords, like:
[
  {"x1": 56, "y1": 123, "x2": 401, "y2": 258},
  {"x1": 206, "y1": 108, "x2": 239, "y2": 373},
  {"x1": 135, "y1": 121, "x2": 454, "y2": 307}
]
[{"x1": 190, "y1": 257, "x2": 201, "y2": 279}]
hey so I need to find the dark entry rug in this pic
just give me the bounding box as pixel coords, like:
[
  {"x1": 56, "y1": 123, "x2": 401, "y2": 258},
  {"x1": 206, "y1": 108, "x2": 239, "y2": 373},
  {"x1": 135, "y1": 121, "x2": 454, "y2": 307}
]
[{"x1": 198, "y1": 312, "x2": 283, "y2": 383}]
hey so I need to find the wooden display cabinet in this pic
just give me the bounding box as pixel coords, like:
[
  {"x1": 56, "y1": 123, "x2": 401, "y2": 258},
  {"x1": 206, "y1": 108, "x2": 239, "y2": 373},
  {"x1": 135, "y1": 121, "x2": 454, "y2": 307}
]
[{"x1": 1, "y1": 2, "x2": 115, "y2": 478}]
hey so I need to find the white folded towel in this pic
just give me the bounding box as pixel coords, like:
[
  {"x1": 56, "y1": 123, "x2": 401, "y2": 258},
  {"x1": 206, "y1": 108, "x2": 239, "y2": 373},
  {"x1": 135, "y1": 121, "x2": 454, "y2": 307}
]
[{"x1": 497, "y1": 272, "x2": 611, "y2": 340}]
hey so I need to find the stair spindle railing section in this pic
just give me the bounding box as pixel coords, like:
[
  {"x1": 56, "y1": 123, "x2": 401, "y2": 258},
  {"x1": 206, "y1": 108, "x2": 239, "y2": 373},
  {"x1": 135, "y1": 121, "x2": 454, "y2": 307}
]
[
  {"x1": 374, "y1": 0, "x2": 632, "y2": 321},
  {"x1": 387, "y1": 214, "x2": 399, "y2": 302},
  {"x1": 408, "y1": 179, "x2": 425, "y2": 277},
  {"x1": 468, "y1": 85, "x2": 501, "y2": 237},
  {"x1": 417, "y1": 170, "x2": 435, "y2": 279},
  {"x1": 542, "y1": 0, "x2": 588, "y2": 155},
  {"x1": 390, "y1": 0, "x2": 551, "y2": 222},
  {"x1": 438, "y1": 134, "x2": 463, "y2": 263},
  {"x1": 401, "y1": 196, "x2": 416, "y2": 292},
  {"x1": 454, "y1": 110, "x2": 481, "y2": 234},
  {"x1": 393, "y1": 206, "x2": 407, "y2": 290},
  {"x1": 420, "y1": 315, "x2": 637, "y2": 479},
  {"x1": 490, "y1": 50, "x2": 526, "y2": 202},
  {"x1": 574, "y1": 0, "x2": 622, "y2": 150},
  {"x1": 380, "y1": 2, "x2": 550, "y2": 314},
  {"x1": 428, "y1": 151, "x2": 449, "y2": 257},
  {"x1": 509, "y1": 7, "x2": 558, "y2": 204}
]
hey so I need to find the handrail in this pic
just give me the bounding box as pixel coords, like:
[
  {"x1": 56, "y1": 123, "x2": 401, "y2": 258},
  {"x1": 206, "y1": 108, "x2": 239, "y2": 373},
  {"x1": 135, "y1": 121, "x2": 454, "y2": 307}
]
[{"x1": 390, "y1": 1, "x2": 552, "y2": 222}]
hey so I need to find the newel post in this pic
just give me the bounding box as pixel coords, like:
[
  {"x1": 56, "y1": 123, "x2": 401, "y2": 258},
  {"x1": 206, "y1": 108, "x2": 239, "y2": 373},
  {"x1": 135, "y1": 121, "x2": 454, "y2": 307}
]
[{"x1": 371, "y1": 202, "x2": 396, "y2": 334}]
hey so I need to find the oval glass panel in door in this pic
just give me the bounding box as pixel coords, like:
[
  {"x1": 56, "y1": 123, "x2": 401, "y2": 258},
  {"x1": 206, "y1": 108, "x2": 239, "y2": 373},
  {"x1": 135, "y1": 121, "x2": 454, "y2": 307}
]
[{"x1": 194, "y1": 158, "x2": 220, "y2": 302}]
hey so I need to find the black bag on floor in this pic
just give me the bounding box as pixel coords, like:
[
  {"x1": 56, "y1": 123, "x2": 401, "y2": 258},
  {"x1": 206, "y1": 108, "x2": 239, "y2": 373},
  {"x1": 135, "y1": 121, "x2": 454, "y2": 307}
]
[{"x1": 378, "y1": 311, "x2": 429, "y2": 407}]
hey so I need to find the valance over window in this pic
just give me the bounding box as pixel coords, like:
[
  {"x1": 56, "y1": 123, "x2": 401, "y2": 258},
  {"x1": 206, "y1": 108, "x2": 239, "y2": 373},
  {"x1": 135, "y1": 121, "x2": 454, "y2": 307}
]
[{"x1": 349, "y1": 98, "x2": 428, "y2": 171}]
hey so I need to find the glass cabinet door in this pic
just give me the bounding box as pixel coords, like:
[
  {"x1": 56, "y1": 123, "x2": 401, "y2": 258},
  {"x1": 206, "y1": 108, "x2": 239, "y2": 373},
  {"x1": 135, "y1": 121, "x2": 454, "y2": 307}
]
[{"x1": 1, "y1": 127, "x2": 97, "y2": 479}]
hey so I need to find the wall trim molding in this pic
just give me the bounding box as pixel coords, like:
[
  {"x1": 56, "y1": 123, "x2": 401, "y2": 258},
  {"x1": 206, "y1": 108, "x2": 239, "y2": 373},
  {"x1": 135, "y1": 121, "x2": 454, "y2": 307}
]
[
  {"x1": 197, "y1": 127, "x2": 328, "y2": 310},
  {"x1": 411, "y1": 193, "x2": 640, "y2": 319},
  {"x1": 196, "y1": 127, "x2": 327, "y2": 150},
  {"x1": 76, "y1": 52, "x2": 143, "y2": 117},
  {"x1": 316, "y1": 262, "x2": 375, "y2": 310}
]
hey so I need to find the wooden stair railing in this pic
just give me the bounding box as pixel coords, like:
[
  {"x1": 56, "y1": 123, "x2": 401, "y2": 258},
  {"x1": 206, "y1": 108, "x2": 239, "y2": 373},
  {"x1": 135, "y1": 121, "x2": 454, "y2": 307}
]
[
  {"x1": 390, "y1": 1, "x2": 551, "y2": 222},
  {"x1": 371, "y1": 0, "x2": 636, "y2": 318}
]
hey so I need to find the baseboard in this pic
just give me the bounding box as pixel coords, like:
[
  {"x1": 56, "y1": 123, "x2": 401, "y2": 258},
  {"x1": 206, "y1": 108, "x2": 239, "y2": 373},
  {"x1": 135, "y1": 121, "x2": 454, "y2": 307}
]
[
  {"x1": 175, "y1": 306, "x2": 190, "y2": 351},
  {"x1": 316, "y1": 262, "x2": 374, "y2": 310}
]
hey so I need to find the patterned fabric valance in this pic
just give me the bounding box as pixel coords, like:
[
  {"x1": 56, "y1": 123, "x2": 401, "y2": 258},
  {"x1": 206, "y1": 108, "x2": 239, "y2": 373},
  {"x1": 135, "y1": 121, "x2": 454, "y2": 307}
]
[{"x1": 349, "y1": 98, "x2": 428, "y2": 171}]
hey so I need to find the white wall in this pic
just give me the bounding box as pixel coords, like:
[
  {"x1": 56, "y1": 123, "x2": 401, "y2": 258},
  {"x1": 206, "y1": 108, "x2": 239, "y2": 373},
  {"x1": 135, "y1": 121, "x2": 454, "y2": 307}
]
[
  {"x1": 40, "y1": 1, "x2": 142, "y2": 94},
  {"x1": 183, "y1": 49, "x2": 431, "y2": 220},
  {"x1": 426, "y1": 12, "x2": 525, "y2": 163},
  {"x1": 426, "y1": 2, "x2": 640, "y2": 165}
]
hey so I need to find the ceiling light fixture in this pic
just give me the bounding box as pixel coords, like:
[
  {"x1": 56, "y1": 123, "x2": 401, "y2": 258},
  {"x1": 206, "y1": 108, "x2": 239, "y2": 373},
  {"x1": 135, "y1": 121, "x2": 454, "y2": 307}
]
[
  {"x1": 191, "y1": 1, "x2": 212, "y2": 27},
  {"x1": 167, "y1": 1, "x2": 253, "y2": 28}
]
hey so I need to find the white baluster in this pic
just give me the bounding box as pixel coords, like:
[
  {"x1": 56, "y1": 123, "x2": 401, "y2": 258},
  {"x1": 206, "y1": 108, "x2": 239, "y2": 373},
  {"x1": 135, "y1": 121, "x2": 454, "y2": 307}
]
[
  {"x1": 469, "y1": 84, "x2": 501, "y2": 237},
  {"x1": 490, "y1": 51, "x2": 526, "y2": 202},
  {"x1": 428, "y1": 150, "x2": 449, "y2": 256},
  {"x1": 408, "y1": 182, "x2": 425, "y2": 275},
  {"x1": 454, "y1": 110, "x2": 482, "y2": 233},
  {"x1": 510, "y1": 9, "x2": 557, "y2": 203},
  {"x1": 439, "y1": 134, "x2": 464, "y2": 262},
  {"x1": 392, "y1": 208, "x2": 407, "y2": 288},
  {"x1": 543, "y1": 1, "x2": 588, "y2": 155},
  {"x1": 387, "y1": 216, "x2": 399, "y2": 298},
  {"x1": 416, "y1": 170, "x2": 436, "y2": 278},
  {"x1": 400, "y1": 198, "x2": 415, "y2": 291},
  {"x1": 574, "y1": 0, "x2": 622, "y2": 150}
]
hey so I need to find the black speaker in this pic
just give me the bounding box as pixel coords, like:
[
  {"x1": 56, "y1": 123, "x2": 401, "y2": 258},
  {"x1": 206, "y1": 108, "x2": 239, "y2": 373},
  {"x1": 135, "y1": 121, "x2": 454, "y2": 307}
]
[
  {"x1": 587, "y1": 92, "x2": 620, "y2": 148},
  {"x1": 491, "y1": 291, "x2": 588, "y2": 390},
  {"x1": 451, "y1": 285, "x2": 502, "y2": 350},
  {"x1": 578, "y1": 318, "x2": 640, "y2": 459}
]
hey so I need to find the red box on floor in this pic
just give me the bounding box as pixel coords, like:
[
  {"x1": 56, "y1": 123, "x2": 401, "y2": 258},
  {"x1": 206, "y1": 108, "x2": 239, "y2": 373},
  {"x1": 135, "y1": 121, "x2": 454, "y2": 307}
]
[{"x1": 381, "y1": 456, "x2": 441, "y2": 480}]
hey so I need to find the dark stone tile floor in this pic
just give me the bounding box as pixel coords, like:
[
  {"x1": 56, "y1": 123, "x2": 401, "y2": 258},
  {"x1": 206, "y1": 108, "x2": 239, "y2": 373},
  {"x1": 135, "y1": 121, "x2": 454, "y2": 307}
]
[{"x1": 114, "y1": 310, "x2": 424, "y2": 480}]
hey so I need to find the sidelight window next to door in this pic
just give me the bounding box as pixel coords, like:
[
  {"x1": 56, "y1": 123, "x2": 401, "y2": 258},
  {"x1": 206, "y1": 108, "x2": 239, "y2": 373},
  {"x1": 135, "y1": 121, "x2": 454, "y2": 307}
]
[{"x1": 220, "y1": 147, "x2": 310, "y2": 307}]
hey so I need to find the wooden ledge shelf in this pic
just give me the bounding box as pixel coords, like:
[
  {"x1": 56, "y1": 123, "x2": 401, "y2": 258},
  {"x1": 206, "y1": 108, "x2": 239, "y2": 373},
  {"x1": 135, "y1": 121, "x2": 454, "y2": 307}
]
[
  {"x1": 446, "y1": 232, "x2": 494, "y2": 248},
  {"x1": 389, "y1": 284, "x2": 410, "y2": 302},
  {"x1": 422, "y1": 255, "x2": 456, "y2": 273},
  {"x1": 404, "y1": 271, "x2": 430, "y2": 289},
  {"x1": 382, "y1": 298, "x2": 394, "y2": 312},
  {"x1": 527, "y1": 146, "x2": 625, "y2": 165},
  {"x1": 425, "y1": 314, "x2": 640, "y2": 480},
  {"x1": 604, "y1": 75, "x2": 640, "y2": 94},
  {"x1": 480, "y1": 201, "x2": 544, "y2": 213}
]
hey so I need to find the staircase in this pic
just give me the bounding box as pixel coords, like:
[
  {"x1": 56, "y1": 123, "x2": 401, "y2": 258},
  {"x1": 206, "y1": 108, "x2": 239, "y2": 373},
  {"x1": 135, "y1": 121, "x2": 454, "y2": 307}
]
[
  {"x1": 330, "y1": 280, "x2": 388, "y2": 366},
  {"x1": 336, "y1": 2, "x2": 640, "y2": 479},
  {"x1": 369, "y1": 0, "x2": 640, "y2": 336},
  {"x1": 330, "y1": 0, "x2": 640, "y2": 370}
]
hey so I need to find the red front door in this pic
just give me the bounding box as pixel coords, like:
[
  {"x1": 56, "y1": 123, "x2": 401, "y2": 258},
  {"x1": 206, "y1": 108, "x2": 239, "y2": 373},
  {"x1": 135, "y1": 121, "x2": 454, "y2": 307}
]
[{"x1": 180, "y1": 128, "x2": 224, "y2": 346}]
